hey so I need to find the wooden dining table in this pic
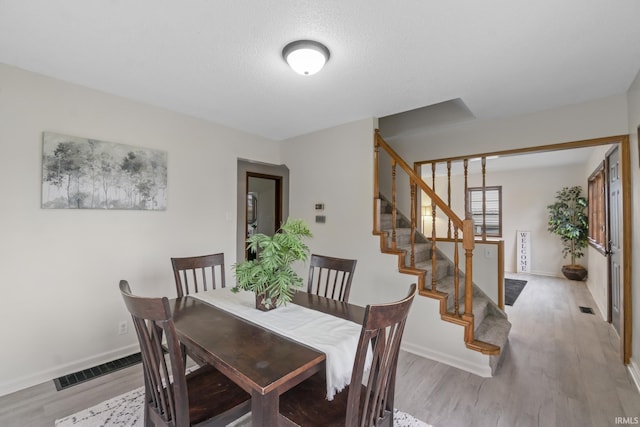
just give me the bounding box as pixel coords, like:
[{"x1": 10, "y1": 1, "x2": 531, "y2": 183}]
[{"x1": 169, "y1": 291, "x2": 366, "y2": 427}]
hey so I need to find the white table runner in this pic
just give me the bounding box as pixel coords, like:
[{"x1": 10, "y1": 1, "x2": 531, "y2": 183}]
[{"x1": 191, "y1": 288, "x2": 368, "y2": 400}]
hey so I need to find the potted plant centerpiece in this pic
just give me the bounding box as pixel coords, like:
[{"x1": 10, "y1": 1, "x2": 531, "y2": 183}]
[
  {"x1": 546, "y1": 186, "x2": 589, "y2": 281},
  {"x1": 232, "y1": 218, "x2": 312, "y2": 310}
]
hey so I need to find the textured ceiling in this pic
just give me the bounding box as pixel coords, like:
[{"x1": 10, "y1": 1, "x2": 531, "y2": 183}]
[{"x1": 1, "y1": 1, "x2": 640, "y2": 140}]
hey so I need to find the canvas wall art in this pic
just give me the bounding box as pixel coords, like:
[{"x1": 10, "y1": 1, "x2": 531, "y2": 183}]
[{"x1": 42, "y1": 132, "x2": 167, "y2": 210}]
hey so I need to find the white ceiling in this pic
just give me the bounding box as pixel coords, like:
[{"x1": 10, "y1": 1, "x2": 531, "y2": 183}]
[{"x1": 1, "y1": 1, "x2": 640, "y2": 141}]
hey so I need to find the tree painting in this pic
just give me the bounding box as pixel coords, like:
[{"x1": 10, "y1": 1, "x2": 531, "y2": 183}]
[{"x1": 42, "y1": 132, "x2": 167, "y2": 210}]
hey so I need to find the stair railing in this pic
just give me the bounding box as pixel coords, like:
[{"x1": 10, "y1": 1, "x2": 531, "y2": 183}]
[{"x1": 374, "y1": 131, "x2": 476, "y2": 335}]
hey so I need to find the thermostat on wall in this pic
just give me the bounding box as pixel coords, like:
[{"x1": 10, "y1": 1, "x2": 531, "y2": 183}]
[{"x1": 314, "y1": 203, "x2": 324, "y2": 211}]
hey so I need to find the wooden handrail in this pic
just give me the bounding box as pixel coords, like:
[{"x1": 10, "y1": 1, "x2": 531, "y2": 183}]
[{"x1": 374, "y1": 131, "x2": 464, "y2": 229}]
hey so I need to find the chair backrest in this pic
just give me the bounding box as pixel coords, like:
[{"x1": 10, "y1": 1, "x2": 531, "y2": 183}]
[
  {"x1": 346, "y1": 283, "x2": 417, "y2": 427},
  {"x1": 119, "y1": 280, "x2": 190, "y2": 426},
  {"x1": 171, "y1": 253, "x2": 226, "y2": 298},
  {"x1": 306, "y1": 254, "x2": 357, "y2": 302}
]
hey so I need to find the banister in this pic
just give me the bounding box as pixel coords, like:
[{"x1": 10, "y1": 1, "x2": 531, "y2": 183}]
[
  {"x1": 375, "y1": 130, "x2": 464, "y2": 230},
  {"x1": 373, "y1": 130, "x2": 510, "y2": 354},
  {"x1": 375, "y1": 130, "x2": 475, "y2": 324}
]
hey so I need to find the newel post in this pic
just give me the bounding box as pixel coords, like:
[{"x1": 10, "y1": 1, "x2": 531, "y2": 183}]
[
  {"x1": 373, "y1": 134, "x2": 380, "y2": 233},
  {"x1": 462, "y1": 218, "x2": 475, "y2": 339}
]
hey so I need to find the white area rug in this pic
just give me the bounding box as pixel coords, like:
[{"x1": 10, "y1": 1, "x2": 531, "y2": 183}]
[{"x1": 55, "y1": 385, "x2": 433, "y2": 426}]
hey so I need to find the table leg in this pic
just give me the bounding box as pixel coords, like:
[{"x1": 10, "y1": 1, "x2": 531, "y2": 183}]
[{"x1": 251, "y1": 389, "x2": 279, "y2": 427}]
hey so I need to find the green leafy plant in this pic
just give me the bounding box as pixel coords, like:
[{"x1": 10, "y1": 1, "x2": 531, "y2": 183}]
[
  {"x1": 232, "y1": 218, "x2": 312, "y2": 309},
  {"x1": 547, "y1": 186, "x2": 588, "y2": 265}
]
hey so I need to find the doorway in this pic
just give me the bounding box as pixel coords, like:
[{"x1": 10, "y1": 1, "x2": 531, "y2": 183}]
[
  {"x1": 236, "y1": 160, "x2": 289, "y2": 263},
  {"x1": 246, "y1": 173, "x2": 282, "y2": 259},
  {"x1": 414, "y1": 134, "x2": 632, "y2": 364}
]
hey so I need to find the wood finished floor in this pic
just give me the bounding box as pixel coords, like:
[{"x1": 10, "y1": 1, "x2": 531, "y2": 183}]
[
  {"x1": 1, "y1": 274, "x2": 638, "y2": 426},
  {"x1": 394, "y1": 273, "x2": 640, "y2": 427}
]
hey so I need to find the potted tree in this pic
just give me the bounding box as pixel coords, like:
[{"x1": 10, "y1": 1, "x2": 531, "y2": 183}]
[
  {"x1": 546, "y1": 186, "x2": 589, "y2": 281},
  {"x1": 232, "y1": 218, "x2": 312, "y2": 310}
]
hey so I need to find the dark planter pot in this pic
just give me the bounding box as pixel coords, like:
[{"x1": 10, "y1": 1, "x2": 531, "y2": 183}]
[
  {"x1": 255, "y1": 292, "x2": 277, "y2": 311},
  {"x1": 562, "y1": 265, "x2": 588, "y2": 281}
]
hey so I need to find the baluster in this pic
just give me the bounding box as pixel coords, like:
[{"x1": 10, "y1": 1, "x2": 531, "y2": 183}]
[
  {"x1": 431, "y1": 203, "x2": 437, "y2": 292},
  {"x1": 373, "y1": 135, "x2": 380, "y2": 232},
  {"x1": 431, "y1": 162, "x2": 437, "y2": 291},
  {"x1": 410, "y1": 180, "x2": 416, "y2": 268},
  {"x1": 453, "y1": 227, "x2": 460, "y2": 316},
  {"x1": 463, "y1": 219, "x2": 475, "y2": 322},
  {"x1": 431, "y1": 162, "x2": 436, "y2": 195},
  {"x1": 482, "y1": 156, "x2": 487, "y2": 240},
  {"x1": 447, "y1": 160, "x2": 452, "y2": 239},
  {"x1": 464, "y1": 159, "x2": 469, "y2": 219},
  {"x1": 391, "y1": 160, "x2": 397, "y2": 250}
]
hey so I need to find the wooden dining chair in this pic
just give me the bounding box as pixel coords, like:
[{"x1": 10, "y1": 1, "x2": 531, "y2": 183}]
[
  {"x1": 279, "y1": 283, "x2": 417, "y2": 427},
  {"x1": 307, "y1": 254, "x2": 357, "y2": 302},
  {"x1": 119, "y1": 280, "x2": 251, "y2": 427},
  {"x1": 171, "y1": 253, "x2": 226, "y2": 298}
]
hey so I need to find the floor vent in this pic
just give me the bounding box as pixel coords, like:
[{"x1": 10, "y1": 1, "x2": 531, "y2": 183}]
[
  {"x1": 53, "y1": 352, "x2": 142, "y2": 391},
  {"x1": 579, "y1": 306, "x2": 595, "y2": 314}
]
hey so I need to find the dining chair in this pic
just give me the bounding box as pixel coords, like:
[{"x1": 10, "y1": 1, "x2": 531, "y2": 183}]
[
  {"x1": 119, "y1": 280, "x2": 251, "y2": 427},
  {"x1": 279, "y1": 283, "x2": 417, "y2": 427},
  {"x1": 171, "y1": 253, "x2": 226, "y2": 298},
  {"x1": 307, "y1": 254, "x2": 357, "y2": 302}
]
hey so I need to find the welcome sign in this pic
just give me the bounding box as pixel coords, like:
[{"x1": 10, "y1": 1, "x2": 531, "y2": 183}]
[{"x1": 517, "y1": 231, "x2": 531, "y2": 273}]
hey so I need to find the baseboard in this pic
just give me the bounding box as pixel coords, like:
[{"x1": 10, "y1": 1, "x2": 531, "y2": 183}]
[
  {"x1": 585, "y1": 278, "x2": 608, "y2": 321},
  {"x1": 505, "y1": 269, "x2": 562, "y2": 278},
  {"x1": 401, "y1": 342, "x2": 492, "y2": 378},
  {"x1": 530, "y1": 270, "x2": 564, "y2": 278},
  {"x1": 0, "y1": 344, "x2": 139, "y2": 397},
  {"x1": 628, "y1": 358, "x2": 640, "y2": 394}
]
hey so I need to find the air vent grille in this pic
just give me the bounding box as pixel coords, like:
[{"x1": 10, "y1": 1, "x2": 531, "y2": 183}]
[{"x1": 53, "y1": 353, "x2": 142, "y2": 391}]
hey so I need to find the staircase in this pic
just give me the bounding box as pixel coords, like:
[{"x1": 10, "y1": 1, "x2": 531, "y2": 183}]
[
  {"x1": 378, "y1": 198, "x2": 511, "y2": 374},
  {"x1": 373, "y1": 131, "x2": 511, "y2": 375}
]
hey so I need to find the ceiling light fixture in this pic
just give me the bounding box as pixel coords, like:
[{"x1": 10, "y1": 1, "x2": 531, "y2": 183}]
[{"x1": 282, "y1": 40, "x2": 330, "y2": 76}]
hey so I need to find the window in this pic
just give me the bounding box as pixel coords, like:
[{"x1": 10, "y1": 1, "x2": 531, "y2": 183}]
[
  {"x1": 588, "y1": 162, "x2": 606, "y2": 252},
  {"x1": 467, "y1": 186, "x2": 502, "y2": 238}
]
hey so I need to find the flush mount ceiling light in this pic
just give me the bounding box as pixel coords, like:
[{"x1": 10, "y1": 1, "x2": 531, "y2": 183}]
[{"x1": 282, "y1": 40, "x2": 330, "y2": 76}]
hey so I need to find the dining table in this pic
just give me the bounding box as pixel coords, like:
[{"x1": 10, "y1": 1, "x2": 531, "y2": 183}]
[{"x1": 169, "y1": 289, "x2": 366, "y2": 427}]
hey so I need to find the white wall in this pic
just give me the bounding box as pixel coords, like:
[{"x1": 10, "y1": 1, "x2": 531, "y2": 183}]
[
  {"x1": 626, "y1": 70, "x2": 640, "y2": 388},
  {"x1": 282, "y1": 119, "x2": 399, "y2": 300},
  {"x1": 0, "y1": 64, "x2": 281, "y2": 395},
  {"x1": 435, "y1": 164, "x2": 587, "y2": 276},
  {"x1": 390, "y1": 95, "x2": 628, "y2": 161}
]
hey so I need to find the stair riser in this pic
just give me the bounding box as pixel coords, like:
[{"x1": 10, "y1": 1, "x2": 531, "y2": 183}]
[
  {"x1": 380, "y1": 220, "x2": 409, "y2": 230},
  {"x1": 380, "y1": 218, "x2": 394, "y2": 229},
  {"x1": 384, "y1": 230, "x2": 413, "y2": 247},
  {"x1": 416, "y1": 262, "x2": 450, "y2": 283},
  {"x1": 402, "y1": 246, "x2": 432, "y2": 265}
]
